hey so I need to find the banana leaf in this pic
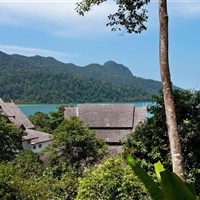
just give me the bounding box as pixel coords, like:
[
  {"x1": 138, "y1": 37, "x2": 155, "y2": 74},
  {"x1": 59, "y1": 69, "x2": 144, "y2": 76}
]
[
  {"x1": 124, "y1": 154, "x2": 164, "y2": 200},
  {"x1": 125, "y1": 154, "x2": 197, "y2": 200},
  {"x1": 154, "y1": 161, "x2": 196, "y2": 200}
]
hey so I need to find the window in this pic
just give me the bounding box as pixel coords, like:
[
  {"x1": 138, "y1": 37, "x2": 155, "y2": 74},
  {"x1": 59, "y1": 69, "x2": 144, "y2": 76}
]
[
  {"x1": 39, "y1": 144, "x2": 42, "y2": 148},
  {"x1": 33, "y1": 145, "x2": 36, "y2": 149},
  {"x1": 27, "y1": 140, "x2": 31, "y2": 144}
]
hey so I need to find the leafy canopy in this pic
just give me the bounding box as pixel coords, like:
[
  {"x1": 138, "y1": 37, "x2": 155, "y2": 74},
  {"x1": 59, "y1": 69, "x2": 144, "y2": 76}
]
[
  {"x1": 124, "y1": 89, "x2": 200, "y2": 195},
  {"x1": 0, "y1": 115, "x2": 25, "y2": 163},
  {"x1": 11, "y1": 150, "x2": 44, "y2": 178},
  {"x1": 76, "y1": 0, "x2": 150, "y2": 33},
  {"x1": 29, "y1": 106, "x2": 65, "y2": 133},
  {"x1": 1, "y1": 151, "x2": 80, "y2": 199},
  {"x1": 125, "y1": 154, "x2": 196, "y2": 200},
  {"x1": 0, "y1": 52, "x2": 160, "y2": 104},
  {"x1": 76, "y1": 156, "x2": 150, "y2": 200},
  {"x1": 47, "y1": 117, "x2": 108, "y2": 172}
]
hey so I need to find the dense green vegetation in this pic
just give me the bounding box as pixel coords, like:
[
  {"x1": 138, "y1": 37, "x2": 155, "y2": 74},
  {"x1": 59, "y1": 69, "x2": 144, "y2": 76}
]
[
  {"x1": 0, "y1": 117, "x2": 109, "y2": 199},
  {"x1": 0, "y1": 115, "x2": 25, "y2": 162},
  {"x1": 1, "y1": 89, "x2": 200, "y2": 199},
  {"x1": 0, "y1": 51, "x2": 162, "y2": 103},
  {"x1": 46, "y1": 116, "x2": 108, "y2": 173},
  {"x1": 125, "y1": 155, "x2": 197, "y2": 200},
  {"x1": 124, "y1": 89, "x2": 200, "y2": 196},
  {"x1": 28, "y1": 106, "x2": 65, "y2": 133},
  {"x1": 76, "y1": 156, "x2": 150, "y2": 200},
  {"x1": 0, "y1": 151, "x2": 79, "y2": 199}
]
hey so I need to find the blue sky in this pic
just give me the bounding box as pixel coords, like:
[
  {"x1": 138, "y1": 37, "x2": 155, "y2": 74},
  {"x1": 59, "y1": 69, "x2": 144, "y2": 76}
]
[{"x1": 0, "y1": 0, "x2": 199, "y2": 89}]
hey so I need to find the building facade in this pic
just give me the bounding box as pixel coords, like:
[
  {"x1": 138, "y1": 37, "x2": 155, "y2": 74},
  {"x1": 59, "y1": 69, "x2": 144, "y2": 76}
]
[
  {"x1": 64, "y1": 104, "x2": 147, "y2": 154},
  {"x1": 0, "y1": 98, "x2": 53, "y2": 153}
]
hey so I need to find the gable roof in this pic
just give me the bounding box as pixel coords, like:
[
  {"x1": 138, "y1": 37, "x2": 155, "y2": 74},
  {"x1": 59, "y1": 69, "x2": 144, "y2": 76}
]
[
  {"x1": 65, "y1": 104, "x2": 135, "y2": 128},
  {"x1": 64, "y1": 104, "x2": 147, "y2": 144},
  {"x1": 0, "y1": 98, "x2": 53, "y2": 150},
  {"x1": 0, "y1": 98, "x2": 14, "y2": 117},
  {"x1": 0, "y1": 98, "x2": 35, "y2": 129},
  {"x1": 133, "y1": 107, "x2": 147, "y2": 128},
  {"x1": 24, "y1": 129, "x2": 53, "y2": 145}
]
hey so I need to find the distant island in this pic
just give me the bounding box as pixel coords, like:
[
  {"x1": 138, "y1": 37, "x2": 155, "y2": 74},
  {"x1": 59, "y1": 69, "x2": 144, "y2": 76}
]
[{"x1": 0, "y1": 51, "x2": 163, "y2": 103}]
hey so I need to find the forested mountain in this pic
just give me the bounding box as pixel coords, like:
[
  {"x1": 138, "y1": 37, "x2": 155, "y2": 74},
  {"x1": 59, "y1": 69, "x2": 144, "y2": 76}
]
[{"x1": 0, "y1": 51, "x2": 162, "y2": 103}]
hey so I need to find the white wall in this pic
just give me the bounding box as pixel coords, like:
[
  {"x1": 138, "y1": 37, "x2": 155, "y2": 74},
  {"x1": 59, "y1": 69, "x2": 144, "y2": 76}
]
[
  {"x1": 31, "y1": 140, "x2": 52, "y2": 153},
  {"x1": 22, "y1": 140, "x2": 32, "y2": 150}
]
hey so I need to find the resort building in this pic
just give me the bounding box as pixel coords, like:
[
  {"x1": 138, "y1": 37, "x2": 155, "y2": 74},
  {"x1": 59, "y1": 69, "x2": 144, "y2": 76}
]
[
  {"x1": 0, "y1": 98, "x2": 53, "y2": 153},
  {"x1": 64, "y1": 104, "x2": 147, "y2": 154}
]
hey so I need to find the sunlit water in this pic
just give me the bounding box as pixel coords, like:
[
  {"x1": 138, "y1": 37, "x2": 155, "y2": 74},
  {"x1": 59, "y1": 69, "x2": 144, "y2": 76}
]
[{"x1": 18, "y1": 102, "x2": 153, "y2": 117}]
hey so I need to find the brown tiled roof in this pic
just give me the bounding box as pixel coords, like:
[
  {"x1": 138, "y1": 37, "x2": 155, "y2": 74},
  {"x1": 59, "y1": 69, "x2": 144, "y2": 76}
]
[
  {"x1": 0, "y1": 98, "x2": 53, "y2": 146},
  {"x1": 133, "y1": 107, "x2": 147, "y2": 128},
  {"x1": 0, "y1": 99, "x2": 35, "y2": 129},
  {"x1": 24, "y1": 129, "x2": 53, "y2": 145},
  {"x1": 64, "y1": 107, "x2": 77, "y2": 120},
  {"x1": 95, "y1": 129, "x2": 131, "y2": 143},
  {"x1": 0, "y1": 98, "x2": 14, "y2": 117},
  {"x1": 64, "y1": 103, "x2": 147, "y2": 144},
  {"x1": 22, "y1": 134, "x2": 38, "y2": 141},
  {"x1": 65, "y1": 104, "x2": 135, "y2": 128}
]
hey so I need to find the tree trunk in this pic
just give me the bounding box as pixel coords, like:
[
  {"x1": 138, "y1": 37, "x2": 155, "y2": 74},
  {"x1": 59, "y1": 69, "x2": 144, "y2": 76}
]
[{"x1": 159, "y1": 0, "x2": 185, "y2": 180}]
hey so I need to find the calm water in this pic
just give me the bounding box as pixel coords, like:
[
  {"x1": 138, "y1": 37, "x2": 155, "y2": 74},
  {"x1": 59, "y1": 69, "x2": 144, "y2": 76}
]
[
  {"x1": 18, "y1": 102, "x2": 153, "y2": 117},
  {"x1": 18, "y1": 104, "x2": 61, "y2": 117}
]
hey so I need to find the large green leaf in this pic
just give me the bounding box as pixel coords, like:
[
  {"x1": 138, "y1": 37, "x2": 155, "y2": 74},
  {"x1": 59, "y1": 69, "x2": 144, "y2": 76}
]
[
  {"x1": 159, "y1": 169, "x2": 196, "y2": 200},
  {"x1": 125, "y1": 155, "x2": 197, "y2": 200},
  {"x1": 124, "y1": 154, "x2": 164, "y2": 200},
  {"x1": 154, "y1": 161, "x2": 165, "y2": 187}
]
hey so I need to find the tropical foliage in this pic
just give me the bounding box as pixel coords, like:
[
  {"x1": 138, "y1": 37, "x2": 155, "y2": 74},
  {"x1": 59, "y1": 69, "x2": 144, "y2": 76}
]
[
  {"x1": 0, "y1": 115, "x2": 24, "y2": 162},
  {"x1": 124, "y1": 89, "x2": 200, "y2": 195},
  {"x1": 1, "y1": 88, "x2": 200, "y2": 199},
  {"x1": 0, "y1": 162, "x2": 79, "y2": 200},
  {"x1": 11, "y1": 150, "x2": 44, "y2": 178},
  {"x1": 46, "y1": 117, "x2": 108, "y2": 172},
  {"x1": 125, "y1": 154, "x2": 196, "y2": 200},
  {"x1": 76, "y1": 156, "x2": 150, "y2": 200},
  {"x1": 0, "y1": 51, "x2": 161, "y2": 103},
  {"x1": 0, "y1": 116, "x2": 108, "y2": 199},
  {"x1": 28, "y1": 106, "x2": 65, "y2": 133}
]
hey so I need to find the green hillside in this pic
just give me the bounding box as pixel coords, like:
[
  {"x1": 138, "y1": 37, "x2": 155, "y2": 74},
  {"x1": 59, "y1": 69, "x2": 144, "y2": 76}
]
[{"x1": 0, "y1": 51, "x2": 162, "y2": 103}]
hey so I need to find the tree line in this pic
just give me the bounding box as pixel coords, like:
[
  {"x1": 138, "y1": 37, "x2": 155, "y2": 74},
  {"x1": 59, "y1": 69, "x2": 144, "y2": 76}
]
[
  {"x1": 0, "y1": 66, "x2": 156, "y2": 103},
  {"x1": 0, "y1": 50, "x2": 163, "y2": 104}
]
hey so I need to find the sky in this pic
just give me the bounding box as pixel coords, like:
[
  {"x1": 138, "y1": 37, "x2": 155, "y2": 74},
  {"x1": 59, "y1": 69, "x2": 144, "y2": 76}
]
[{"x1": 0, "y1": 0, "x2": 199, "y2": 90}]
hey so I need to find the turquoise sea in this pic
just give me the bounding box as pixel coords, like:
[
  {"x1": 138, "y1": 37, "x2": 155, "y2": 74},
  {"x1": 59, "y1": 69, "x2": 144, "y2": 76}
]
[{"x1": 18, "y1": 102, "x2": 153, "y2": 117}]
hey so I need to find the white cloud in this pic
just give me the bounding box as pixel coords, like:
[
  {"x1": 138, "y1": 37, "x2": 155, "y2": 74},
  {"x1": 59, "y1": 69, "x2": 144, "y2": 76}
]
[
  {"x1": 169, "y1": 2, "x2": 200, "y2": 19},
  {"x1": 0, "y1": 44, "x2": 76, "y2": 60},
  {"x1": 0, "y1": 1, "x2": 117, "y2": 37},
  {"x1": 0, "y1": 0, "x2": 199, "y2": 38},
  {"x1": 148, "y1": 1, "x2": 200, "y2": 20},
  {"x1": 140, "y1": 1, "x2": 200, "y2": 31}
]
